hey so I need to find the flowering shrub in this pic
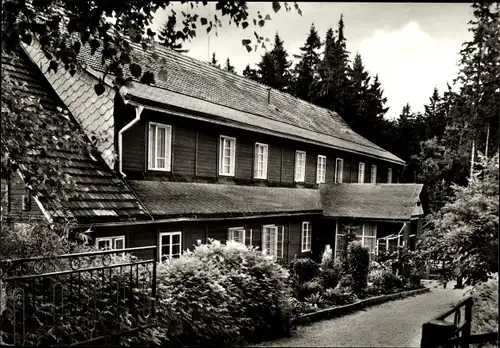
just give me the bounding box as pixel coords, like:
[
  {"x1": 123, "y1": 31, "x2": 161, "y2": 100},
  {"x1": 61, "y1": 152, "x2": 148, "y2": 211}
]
[
  {"x1": 367, "y1": 268, "x2": 405, "y2": 295},
  {"x1": 151, "y1": 240, "x2": 293, "y2": 346},
  {"x1": 320, "y1": 245, "x2": 335, "y2": 270}
]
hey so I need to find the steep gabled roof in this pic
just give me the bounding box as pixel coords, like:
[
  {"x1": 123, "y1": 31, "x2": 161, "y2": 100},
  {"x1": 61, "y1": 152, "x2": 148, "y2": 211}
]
[
  {"x1": 320, "y1": 184, "x2": 424, "y2": 221},
  {"x1": 76, "y1": 43, "x2": 405, "y2": 165},
  {"x1": 2, "y1": 48, "x2": 148, "y2": 223}
]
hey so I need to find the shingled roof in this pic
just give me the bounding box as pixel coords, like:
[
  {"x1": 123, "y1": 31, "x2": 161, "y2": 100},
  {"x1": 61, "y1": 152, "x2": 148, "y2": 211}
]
[
  {"x1": 2, "y1": 48, "x2": 148, "y2": 223},
  {"x1": 320, "y1": 184, "x2": 424, "y2": 221},
  {"x1": 128, "y1": 181, "x2": 423, "y2": 222},
  {"x1": 76, "y1": 43, "x2": 405, "y2": 165},
  {"x1": 128, "y1": 181, "x2": 322, "y2": 218}
]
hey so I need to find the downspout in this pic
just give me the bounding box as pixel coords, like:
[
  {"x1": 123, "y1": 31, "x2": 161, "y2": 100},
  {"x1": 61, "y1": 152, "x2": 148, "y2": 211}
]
[{"x1": 118, "y1": 104, "x2": 144, "y2": 178}]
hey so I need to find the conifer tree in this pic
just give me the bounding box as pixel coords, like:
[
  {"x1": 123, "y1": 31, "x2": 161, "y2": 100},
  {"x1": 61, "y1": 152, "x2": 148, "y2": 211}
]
[
  {"x1": 256, "y1": 33, "x2": 292, "y2": 91},
  {"x1": 158, "y1": 16, "x2": 189, "y2": 53},
  {"x1": 316, "y1": 15, "x2": 351, "y2": 114},
  {"x1": 209, "y1": 52, "x2": 221, "y2": 68},
  {"x1": 243, "y1": 64, "x2": 259, "y2": 81},
  {"x1": 224, "y1": 58, "x2": 236, "y2": 74},
  {"x1": 291, "y1": 23, "x2": 322, "y2": 101}
]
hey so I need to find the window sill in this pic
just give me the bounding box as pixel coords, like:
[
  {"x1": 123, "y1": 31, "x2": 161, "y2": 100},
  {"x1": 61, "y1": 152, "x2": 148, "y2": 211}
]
[{"x1": 147, "y1": 168, "x2": 171, "y2": 173}]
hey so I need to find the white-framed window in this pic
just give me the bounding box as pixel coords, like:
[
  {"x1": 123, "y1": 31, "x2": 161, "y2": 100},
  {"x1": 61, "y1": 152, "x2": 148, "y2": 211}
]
[
  {"x1": 316, "y1": 155, "x2": 326, "y2": 184},
  {"x1": 228, "y1": 227, "x2": 253, "y2": 246},
  {"x1": 95, "y1": 236, "x2": 125, "y2": 250},
  {"x1": 301, "y1": 221, "x2": 312, "y2": 252},
  {"x1": 361, "y1": 223, "x2": 377, "y2": 254},
  {"x1": 335, "y1": 223, "x2": 378, "y2": 259},
  {"x1": 387, "y1": 168, "x2": 393, "y2": 183},
  {"x1": 358, "y1": 162, "x2": 365, "y2": 183},
  {"x1": 148, "y1": 122, "x2": 172, "y2": 171},
  {"x1": 335, "y1": 158, "x2": 343, "y2": 183},
  {"x1": 219, "y1": 135, "x2": 236, "y2": 176},
  {"x1": 371, "y1": 164, "x2": 377, "y2": 183},
  {"x1": 262, "y1": 224, "x2": 285, "y2": 259},
  {"x1": 254, "y1": 143, "x2": 269, "y2": 179},
  {"x1": 295, "y1": 151, "x2": 306, "y2": 182},
  {"x1": 159, "y1": 231, "x2": 182, "y2": 262}
]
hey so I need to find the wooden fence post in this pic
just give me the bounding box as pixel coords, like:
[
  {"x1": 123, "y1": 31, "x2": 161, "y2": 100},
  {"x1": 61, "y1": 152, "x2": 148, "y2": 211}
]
[
  {"x1": 421, "y1": 319, "x2": 457, "y2": 348},
  {"x1": 463, "y1": 298, "x2": 473, "y2": 348}
]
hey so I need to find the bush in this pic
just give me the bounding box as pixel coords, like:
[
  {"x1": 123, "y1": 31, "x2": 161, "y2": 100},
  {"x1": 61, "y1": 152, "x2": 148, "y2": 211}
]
[
  {"x1": 296, "y1": 278, "x2": 323, "y2": 301},
  {"x1": 319, "y1": 265, "x2": 342, "y2": 289},
  {"x1": 152, "y1": 240, "x2": 293, "y2": 346},
  {"x1": 470, "y1": 275, "x2": 498, "y2": 347},
  {"x1": 324, "y1": 287, "x2": 356, "y2": 306},
  {"x1": 289, "y1": 258, "x2": 319, "y2": 283},
  {"x1": 345, "y1": 241, "x2": 370, "y2": 295},
  {"x1": 369, "y1": 269, "x2": 405, "y2": 294}
]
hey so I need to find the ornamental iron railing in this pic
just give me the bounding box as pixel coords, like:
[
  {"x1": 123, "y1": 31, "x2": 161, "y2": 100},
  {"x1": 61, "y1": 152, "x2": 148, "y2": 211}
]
[{"x1": 0, "y1": 246, "x2": 157, "y2": 346}]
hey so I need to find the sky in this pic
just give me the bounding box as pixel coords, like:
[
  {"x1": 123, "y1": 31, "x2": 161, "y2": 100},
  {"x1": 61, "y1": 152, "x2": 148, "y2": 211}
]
[{"x1": 151, "y1": 2, "x2": 474, "y2": 120}]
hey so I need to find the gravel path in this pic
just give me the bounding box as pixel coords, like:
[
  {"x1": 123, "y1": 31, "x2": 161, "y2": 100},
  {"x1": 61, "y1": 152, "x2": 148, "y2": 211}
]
[{"x1": 256, "y1": 281, "x2": 470, "y2": 348}]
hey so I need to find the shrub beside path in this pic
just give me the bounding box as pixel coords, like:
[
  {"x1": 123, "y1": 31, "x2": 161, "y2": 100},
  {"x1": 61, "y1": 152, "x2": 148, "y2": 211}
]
[{"x1": 256, "y1": 280, "x2": 470, "y2": 347}]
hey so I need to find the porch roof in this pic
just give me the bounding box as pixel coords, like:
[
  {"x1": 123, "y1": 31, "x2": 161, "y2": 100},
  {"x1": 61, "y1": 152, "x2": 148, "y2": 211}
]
[
  {"x1": 320, "y1": 183, "x2": 424, "y2": 221},
  {"x1": 127, "y1": 181, "x2": 322, "y2": 218}
]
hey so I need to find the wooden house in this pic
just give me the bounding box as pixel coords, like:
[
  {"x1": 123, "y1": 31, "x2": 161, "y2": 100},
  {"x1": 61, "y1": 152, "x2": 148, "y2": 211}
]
[{"x1": 1, "y1": 41, "x2": 425, "y2": 262}]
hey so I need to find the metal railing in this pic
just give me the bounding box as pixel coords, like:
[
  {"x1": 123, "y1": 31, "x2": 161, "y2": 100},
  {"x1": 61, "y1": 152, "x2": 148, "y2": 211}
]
[{"x1": 0, "y1": 246, "x2": 157, "y2": 346}]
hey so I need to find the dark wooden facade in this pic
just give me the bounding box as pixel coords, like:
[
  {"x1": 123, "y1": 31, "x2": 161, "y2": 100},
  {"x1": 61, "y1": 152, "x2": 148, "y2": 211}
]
[
  {"x1": 120, "y1": 108, "x2": 400, "y2": 186},
  {"x1": 1, "y1": 172, "x2": 44, "y2": 222},
  {"x1": 93, "y1": 214, "x2": 320, "y2": 262}
]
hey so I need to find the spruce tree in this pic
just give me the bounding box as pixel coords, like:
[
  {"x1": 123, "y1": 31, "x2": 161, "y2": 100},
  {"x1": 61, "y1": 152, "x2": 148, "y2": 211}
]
[
  {"x1": 346, "y1": 53, "x2": 371, "y2": 136},
  {"x1": 209, "y1": 52, "x2": 221, "y2": 68},
  {"x1": 158, "y1": 16, "x2": 189, "y2": 53},
  {"x1": 224, "y1": 58, "x2": 236, "y2": 74},
  {"x1": 256, "y1": 33, "x2": 292, "y2": 91},
  {"x1": 243, "y1": 64, "x2": 259, "y2": 81},
  {"x1": 291, "y1": 23, "x2": 322, "y2": 102},
  {"x1": 316, "y1": 15, "x2": 351, "y2": 114},
  {"x1": 256, "y1": 51, "x2": 275, "y2": 85}
]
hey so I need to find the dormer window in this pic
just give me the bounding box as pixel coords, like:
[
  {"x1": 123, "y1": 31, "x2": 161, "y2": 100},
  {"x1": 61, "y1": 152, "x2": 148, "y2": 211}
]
[{"x1": 148, "y1": 122, "x2": 172, "y2": 171}]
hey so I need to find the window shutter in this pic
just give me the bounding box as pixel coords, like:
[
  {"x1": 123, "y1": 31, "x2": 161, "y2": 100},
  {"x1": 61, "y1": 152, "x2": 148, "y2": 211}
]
[
  {"x1": 294, "y1": 152, "x2": 299, "y2": 182},
  {"x1": 230, "y1": 139, "x2": 236, "y2": 175},
  {"x1": 262, "y1": 228, "x2": 268, "y2": 255},
  {"x1": 245, "y1": 229, "x2": 253, "y2": 246},
  {"x1": 277, "y1": 226, "x2": 284, "y2": 259},
  {"x1": 254, "y1": 144, "x2": 259, "y2": 178},
  {"x1": 263, "y1": 145, "x2": 268, "y2": 179},
  {"x1": 166, "y1": 126, "x2": 172, "y2": 171},
  {"x1": 316, "y1": 158, "x2": 320, "y2": 183}
]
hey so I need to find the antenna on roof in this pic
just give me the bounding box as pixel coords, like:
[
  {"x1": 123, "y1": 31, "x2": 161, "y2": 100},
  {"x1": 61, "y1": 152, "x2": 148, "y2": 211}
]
[{"x1": 267, "y1": 87, "x2": 271, "y2": 104}]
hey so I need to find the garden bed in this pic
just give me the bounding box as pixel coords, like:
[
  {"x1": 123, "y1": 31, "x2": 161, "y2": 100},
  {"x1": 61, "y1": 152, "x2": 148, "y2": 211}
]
[{"x1": 293, "y1": 286, "x2": 429, "y2": 325}]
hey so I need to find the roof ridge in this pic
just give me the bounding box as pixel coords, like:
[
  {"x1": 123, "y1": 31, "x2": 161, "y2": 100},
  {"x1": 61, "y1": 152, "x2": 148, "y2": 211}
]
[{"x1": 150, "y1": 42, "x2": 351, "y2": 122}]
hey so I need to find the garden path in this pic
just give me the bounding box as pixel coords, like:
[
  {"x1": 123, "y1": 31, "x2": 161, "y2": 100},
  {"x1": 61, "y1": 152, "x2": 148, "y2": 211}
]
[{"x1": 256, "y1": 280, "x2": 471, "y2": 347}]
